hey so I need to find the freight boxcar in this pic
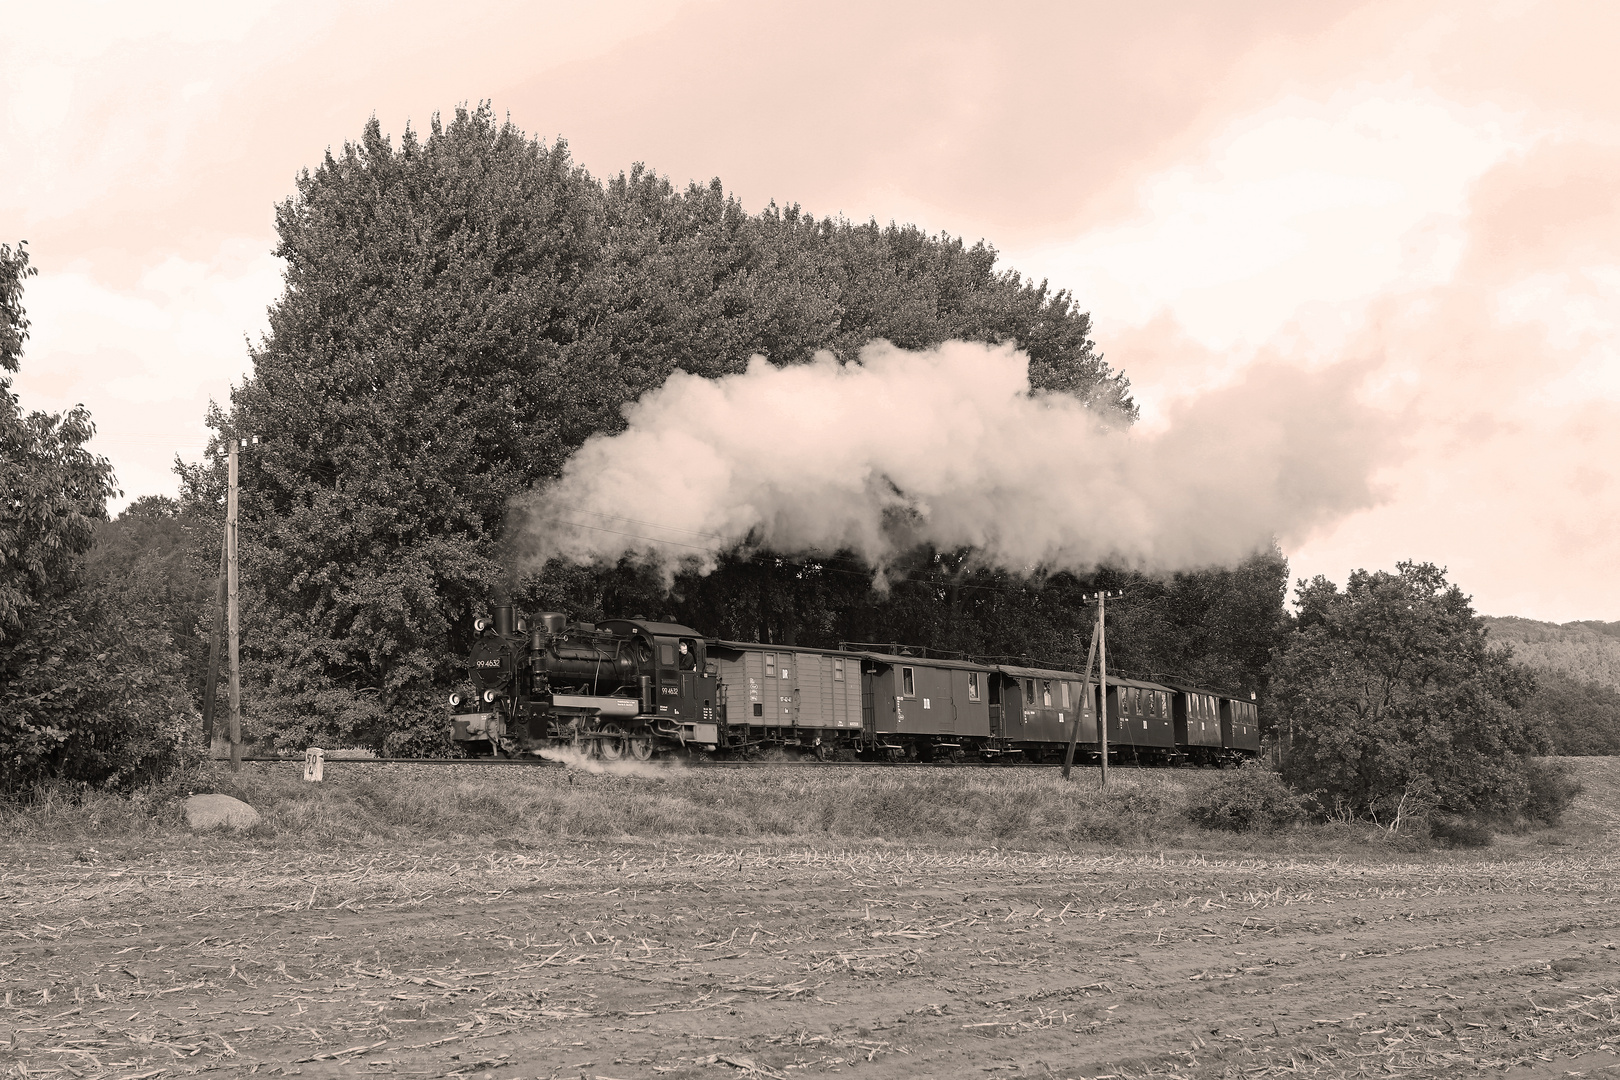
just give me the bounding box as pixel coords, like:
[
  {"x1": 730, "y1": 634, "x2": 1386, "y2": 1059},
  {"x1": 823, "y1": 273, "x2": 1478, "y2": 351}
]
[{"x1": 710, "y1": 642, "x2": 864, "y2": 756}]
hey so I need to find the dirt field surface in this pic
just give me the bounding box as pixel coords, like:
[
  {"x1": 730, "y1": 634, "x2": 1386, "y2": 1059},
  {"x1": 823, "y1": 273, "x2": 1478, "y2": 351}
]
[{"x1": 6, "y1": 772, "x2": 1620, "y2": 1079}]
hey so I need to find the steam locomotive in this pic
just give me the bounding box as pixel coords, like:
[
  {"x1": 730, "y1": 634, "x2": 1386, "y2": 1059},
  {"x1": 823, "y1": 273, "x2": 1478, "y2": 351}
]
[{"x1": 448, "y1": 604, "x2": 1262, "y2": 765}]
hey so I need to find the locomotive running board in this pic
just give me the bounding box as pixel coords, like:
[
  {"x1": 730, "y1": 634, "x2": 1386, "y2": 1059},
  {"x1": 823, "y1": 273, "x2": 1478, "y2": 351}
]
[{"x1": 550, "y1": 694, "x2": 639, "y2": 716}]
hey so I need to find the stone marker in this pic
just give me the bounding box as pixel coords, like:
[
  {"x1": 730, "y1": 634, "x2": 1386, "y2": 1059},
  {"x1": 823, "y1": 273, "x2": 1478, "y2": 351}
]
[{"x1": 183, "y1": 793, "x2": 262, "y2": 831}]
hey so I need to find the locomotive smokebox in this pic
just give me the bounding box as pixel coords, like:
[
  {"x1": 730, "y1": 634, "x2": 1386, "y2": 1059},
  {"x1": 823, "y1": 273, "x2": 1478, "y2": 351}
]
[{"x1": 494, "y1": 604, "x2": 515, "y2": 638}]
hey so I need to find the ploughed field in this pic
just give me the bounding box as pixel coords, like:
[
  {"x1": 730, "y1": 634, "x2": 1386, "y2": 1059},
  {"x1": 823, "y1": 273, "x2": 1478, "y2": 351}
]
[{"x1": 4, "y1": 763, "x2": 1620, "y2": 1079}]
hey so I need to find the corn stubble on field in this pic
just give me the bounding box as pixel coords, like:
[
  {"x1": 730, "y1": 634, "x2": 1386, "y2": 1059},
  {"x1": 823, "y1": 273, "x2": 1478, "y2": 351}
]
[{"x1": 4, "y1": 763, "x2": 1620, "y2": 1079}]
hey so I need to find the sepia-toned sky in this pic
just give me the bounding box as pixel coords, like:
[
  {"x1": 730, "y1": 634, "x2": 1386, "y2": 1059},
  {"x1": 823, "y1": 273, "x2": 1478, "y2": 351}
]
[{"x1": 4, "y1": 0, "x2": 1617, "y2": 621}]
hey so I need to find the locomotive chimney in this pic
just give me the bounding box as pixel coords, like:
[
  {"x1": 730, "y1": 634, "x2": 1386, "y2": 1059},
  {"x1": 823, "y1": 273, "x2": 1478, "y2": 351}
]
[
  {"x1": 494, "y1": 604, "x2": 515, "y2": 638},
  {"x1": 530, "y1": 612, "x2": 567, "y2": 653}
]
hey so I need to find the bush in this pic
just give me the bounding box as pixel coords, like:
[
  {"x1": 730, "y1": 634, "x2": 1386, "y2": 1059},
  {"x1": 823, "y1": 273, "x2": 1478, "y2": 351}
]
[
  {"x1": 1184, "y1": 761, "x2": 1313, "y2": 833},
  {"x1": 1429, "y1": 814, "x2": 1493, "y2": 848},
  {"x1": 1, "y1": 580, "x2": 198, "y2": 793},
  {"x1": 1522, "y1": 757, "x2": 1583, "y2": 825}
]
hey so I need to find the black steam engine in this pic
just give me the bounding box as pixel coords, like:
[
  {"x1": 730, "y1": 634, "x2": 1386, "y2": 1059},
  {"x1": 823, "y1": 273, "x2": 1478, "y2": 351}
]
[{"x1": 449, "y1": 604, "x2": 725, "y2": 759}]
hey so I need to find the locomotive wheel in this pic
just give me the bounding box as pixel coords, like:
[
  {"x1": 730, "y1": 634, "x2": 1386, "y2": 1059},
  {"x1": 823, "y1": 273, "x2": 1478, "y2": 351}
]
[
  {"x1": 598, "y1": 722, "x2": 626, "y2": 761},
  {"x1": 627, "y1": 729, "x2": 654, "y2": 761}
]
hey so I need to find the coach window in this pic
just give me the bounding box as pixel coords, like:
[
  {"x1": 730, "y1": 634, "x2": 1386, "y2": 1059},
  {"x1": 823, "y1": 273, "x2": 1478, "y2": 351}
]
[
  {"x1": 901, "y1": 666, "x2": 916, "y2": 697},
  {"x1": 833, "y1": 657, "x2": 844, "y2": 682},
  {"x1": 1041, "y1": 680, "x2": 1053, "y2": 708},
  {"x1": 765, "y1": 653, "x2": 776, "y2": 678},
  {"x1": 1060, "y1": 681, "x2": 1071, "y2": 709},
  {"x1": 967, "y1": 672, "x2": 981, "y2": 702},
  {"x1": 1025, "y1": 678, "x2": 1036, "y2": 702}
]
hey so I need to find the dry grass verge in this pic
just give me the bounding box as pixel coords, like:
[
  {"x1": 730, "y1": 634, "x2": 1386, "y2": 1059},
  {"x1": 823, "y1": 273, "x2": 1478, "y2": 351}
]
[{"x1": 7, "y1": 757, "x2": 1609, "y2": 855}]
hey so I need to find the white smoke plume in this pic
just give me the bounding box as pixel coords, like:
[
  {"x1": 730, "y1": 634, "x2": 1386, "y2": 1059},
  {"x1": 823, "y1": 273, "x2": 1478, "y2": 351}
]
[
  {"x1": 538, "y1": 746, "x2": 678, "y2": 777},
  {"x1": 512, "y1": 340, "x2": 1397, "y2": 575}
]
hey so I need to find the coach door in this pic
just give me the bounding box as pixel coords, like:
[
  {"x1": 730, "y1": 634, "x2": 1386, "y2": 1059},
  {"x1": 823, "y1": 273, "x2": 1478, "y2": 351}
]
[{"x1": 795, "y1": 653, "x2": 830, "y2": 728}]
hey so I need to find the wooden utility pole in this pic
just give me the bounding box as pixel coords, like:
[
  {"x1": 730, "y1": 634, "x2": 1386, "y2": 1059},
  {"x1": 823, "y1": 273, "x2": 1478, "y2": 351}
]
[
  {"x1": 1098, "y1": 591, "x2": 1109, "y2": 788},
  {"x1": 201, "y1": 532, "x2": 227, "y2": 753},
  {"x1": 1061, "y1": 612, "x2": 1100, "y2": 780},
  {"x1": 227, "y1": 436, "x2": 242, "y2": 771}
]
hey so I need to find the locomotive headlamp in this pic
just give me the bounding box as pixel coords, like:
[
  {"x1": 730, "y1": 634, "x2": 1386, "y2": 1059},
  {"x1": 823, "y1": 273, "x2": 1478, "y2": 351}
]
[
  {"x1": 449, "y1": 692, "x2": 463, "y2": 707},
  {"x1": 474, "y1": 616, "x2": 491, "y2": 633},
  {"x1": 482, "y1": 688, "x2": 500, "y2": 703}
]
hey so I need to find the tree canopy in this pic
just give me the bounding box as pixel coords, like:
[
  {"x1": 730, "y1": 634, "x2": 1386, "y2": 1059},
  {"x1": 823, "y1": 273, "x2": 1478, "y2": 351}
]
[
  {"x1": 1269, "y1": 562, "x2": 1548, "y2": 821},
  {"x1": 198, "y1": 106, "x2": 1181, "y2": 753}
]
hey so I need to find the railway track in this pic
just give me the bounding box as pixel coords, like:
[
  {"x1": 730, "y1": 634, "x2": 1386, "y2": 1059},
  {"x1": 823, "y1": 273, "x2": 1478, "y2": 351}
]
[{"x1": 235, "y1": 755, "x2": 1121, "y2": 769}]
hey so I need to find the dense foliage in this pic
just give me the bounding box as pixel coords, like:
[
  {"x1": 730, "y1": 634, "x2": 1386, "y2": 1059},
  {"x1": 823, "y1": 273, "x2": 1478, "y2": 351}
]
[
  {"x1": 195, "y1": 106, "x2": 1284, "y2": 754},
  {"x1": 1, "y1": 243, "x2": 196, "y2": 792},
  {"x1": 1269, "y1": 562, "x2": 1555, "y2": 823},
  {"x1": 1517, "y1": 668, "x2": 1620, "y2": 756}
]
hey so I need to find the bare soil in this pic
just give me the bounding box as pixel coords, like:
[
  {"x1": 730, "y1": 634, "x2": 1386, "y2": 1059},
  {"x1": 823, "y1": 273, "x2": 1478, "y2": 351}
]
[{"x1": 4, "y1": 838, "x2": 1619, "y2": 1080}]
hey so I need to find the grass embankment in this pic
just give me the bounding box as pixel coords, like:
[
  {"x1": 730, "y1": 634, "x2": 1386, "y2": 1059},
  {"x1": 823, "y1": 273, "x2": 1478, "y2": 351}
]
[
  {"x1": 3, "y1": 762, "x2": 1202, "y2": 849},
  {"x1": 7, "y1": 757, "x2": 1607, "y2": 853}
]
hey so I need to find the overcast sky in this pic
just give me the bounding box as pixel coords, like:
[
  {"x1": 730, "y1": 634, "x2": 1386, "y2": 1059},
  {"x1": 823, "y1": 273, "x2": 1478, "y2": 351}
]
[{"x1": 5, "y1": 0, "x2": 1617, "y2": 622}]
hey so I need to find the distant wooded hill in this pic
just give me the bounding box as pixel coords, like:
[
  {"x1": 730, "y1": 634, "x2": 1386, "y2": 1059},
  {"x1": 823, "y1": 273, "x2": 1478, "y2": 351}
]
[
  {"x1": 1485, "y1": 617, "x2": 1620, "y2": 755},
  {"x1": 1484, "y1": 617, "x2": 1620, "y2": 691}
]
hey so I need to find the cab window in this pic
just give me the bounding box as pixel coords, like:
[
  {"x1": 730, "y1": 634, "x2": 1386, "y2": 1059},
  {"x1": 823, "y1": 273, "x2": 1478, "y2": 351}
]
[{"x1": 660, "y1": 644, "x2": 676, "y2": 666}]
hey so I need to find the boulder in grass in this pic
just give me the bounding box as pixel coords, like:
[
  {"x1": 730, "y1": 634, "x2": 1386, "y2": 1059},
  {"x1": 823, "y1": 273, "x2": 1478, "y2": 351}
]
[{"x1": 183, "y1": 793, "x2": 261, "y2": 831}]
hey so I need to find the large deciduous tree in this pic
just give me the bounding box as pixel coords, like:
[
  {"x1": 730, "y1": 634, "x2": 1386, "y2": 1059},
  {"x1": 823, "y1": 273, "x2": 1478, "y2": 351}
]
[
  {"x1": 205, "y1": 106, "x2": 1141, "y2": 753},
  {"x1": 2, "y1": 243, "x2": 193, "y2": 792},
  {"x1": 1269, "y1": 562, "x2": 1550, "y2": 821}
]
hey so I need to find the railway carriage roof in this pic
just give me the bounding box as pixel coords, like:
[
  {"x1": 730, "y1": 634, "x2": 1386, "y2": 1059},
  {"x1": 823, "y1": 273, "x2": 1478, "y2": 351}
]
[
  {"x1": 1152, "y1": 677, "x2": 1250, "y2": 699},
  {"x1": 1103, "y1": 676, "x2": 1175, "y2": 692},
  {"x1": 854, "y1": 652, "x2": 994, "y2": 673},
  {"x1": 710, "y1": 640, "x2": 865, "y2": 659},
  {"x1": 996, "y1": 664, "x2": 1081, "y2": 680}
]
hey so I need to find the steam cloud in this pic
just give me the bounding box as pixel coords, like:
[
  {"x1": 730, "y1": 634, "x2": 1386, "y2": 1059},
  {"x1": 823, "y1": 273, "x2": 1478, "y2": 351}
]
[{"x1": 511, "y1": 340, "x2": 1396, "y2": 576}]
